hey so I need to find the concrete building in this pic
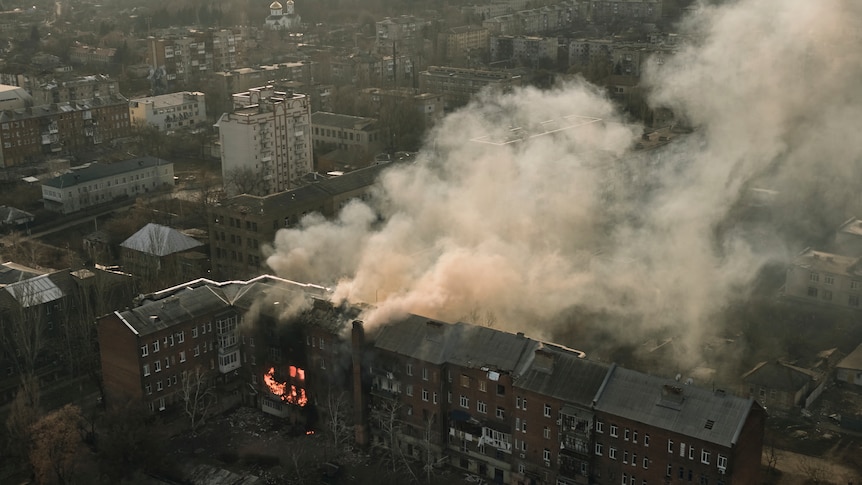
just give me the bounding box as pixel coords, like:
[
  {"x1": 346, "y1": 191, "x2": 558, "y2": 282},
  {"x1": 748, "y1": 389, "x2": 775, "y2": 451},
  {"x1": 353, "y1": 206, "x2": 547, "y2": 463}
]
[
  {"x1": 41, "y1": 157, "x2": 174, "y2": 214},
  {"x1": 0, "y1": 85, "x2": 33, "y2": 111},
  {"x1": 129, "y1": 92, "x2": 207, "y2": 132},
  {"x1": 437, "y1": 26, "x2": 490, "y2": 64},
  {"x1": 69, "y1": 45, "x2": 116, "y2": 65},
  {"x1": 375, "y1": 15, "x2": 431, "y2": 56},
  {"x1": 146, "y1": 29, "x2": 245, "y2": 89},
  {"x1": 0, "y1": 95, "x2": 131, "y2": 169},
  {"x1": 207, "y1": 162, "x2": 392, "y2": 279},
  {"x1": 740, "y1": 361, "x2": 825, "y2": 412},
  {"x1": 587, "y1": 0, "x2": 662, "y2": 23},
  {"x1": 783, "y1": 248, "x2": 862, "y2": 309},
  {"x1": 490, "y1": 35, "x2": 559, "y2": 66},
  {"x1": 482, "y1": 2, "x2": 580, "y2": 36},
  {"x1": 120, "y1": 223, "x2": 208, "y2": 291},
  {"x1": 216, "y1": 86, "x2": 312, "y2": 196},
  {"x1": 311, "y1": 112, "x2": 383, "y2": 156},
  {"x1": 358, "y1": 88, "x2": 445, "y2": 126},
  {"x1": 418, "y1": 66, "x2": 523, "y2": 110}
]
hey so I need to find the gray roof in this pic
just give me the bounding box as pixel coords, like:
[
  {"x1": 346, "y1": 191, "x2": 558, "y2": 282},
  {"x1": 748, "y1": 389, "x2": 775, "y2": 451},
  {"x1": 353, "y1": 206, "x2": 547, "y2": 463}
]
[
  {"x1": 514, "y1": 344, "x2": 611, "y2": 407},
  {"x1": 594, "y1": 366, "x2": 758, "y2": 448},
  {"x1": 741, "y1": 361, "x2": 821, "y2": 392},
  {"x1": 0, "y1": 262, "x2": 44, "y2": 285},
  {"x1": 373, "y1": 315, "x2": 540, "y2": 373},
  {"x1": 311, "y1": 111, "x2": 378, "y2": 131},
  {"x1": 116, "y1": 276, "x2": 331, "y2": 336},
  {"x1": 0, "y1": 206, "x2": 34, "y2": 225},
  {"x1": 42, "y1": 157, "x2": 171, "y2": 189},
  {"x1": 4, "y1": 273, "x2": 65, "y2": 307},
  {"x1": 120, "y1": 223, "x2": 203, "y2": 257}
]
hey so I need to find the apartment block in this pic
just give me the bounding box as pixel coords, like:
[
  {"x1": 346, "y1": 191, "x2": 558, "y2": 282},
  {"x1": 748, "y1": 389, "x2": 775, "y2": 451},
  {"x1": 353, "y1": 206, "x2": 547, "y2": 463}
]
[
  {"x1": 0, "y1": 95, "x2": 131, "y2": 169},
  {"x1": 437, "y1": 26, "x2": 490, "y2": 63},
  {"x1": 358, "y1": 88, "x2": 445, "y2": 125},
  {"x1": 146, "y1": 29, "x2": 245, "y2": 88},
  {"x1": 311, "y1": 112, "x2": 383, "y2": 155},
  {"x1": 490, "y1": 36, "x2": 559, "y2": 66},
  {"x1": 216, "y1": 86, "x2": 312, "y2": 196},
  {"x1": 482, "y1": 2, "x2": 580, "y2": 36},
  {"x1": 419, "y1": 66, "x2": 524, "y2": 110},
  {"x1": 30, "y1": 74, "x2": 120, "y2": 105},
  {"x1": 375, "y1": 15, "x2": 431, "y2": 55},
  {"x1": 41, "y1": 157, "x2": 174, "y2": 214}
]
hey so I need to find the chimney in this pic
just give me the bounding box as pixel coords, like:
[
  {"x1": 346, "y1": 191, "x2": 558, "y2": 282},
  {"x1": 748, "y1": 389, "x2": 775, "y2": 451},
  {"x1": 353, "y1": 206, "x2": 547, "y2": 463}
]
[{"x1": 352, "y1": 320, "x2": 369, "y2": 447}]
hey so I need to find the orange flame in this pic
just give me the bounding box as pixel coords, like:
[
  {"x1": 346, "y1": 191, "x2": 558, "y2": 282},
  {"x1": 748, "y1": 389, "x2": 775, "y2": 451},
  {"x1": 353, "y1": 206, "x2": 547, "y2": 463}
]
[
  {"x1": 306, "y1": 430, "x2": 315, "y2": 435},
  {"x1": 263, "y1": 366, "x2": 308, "y2": 407}
]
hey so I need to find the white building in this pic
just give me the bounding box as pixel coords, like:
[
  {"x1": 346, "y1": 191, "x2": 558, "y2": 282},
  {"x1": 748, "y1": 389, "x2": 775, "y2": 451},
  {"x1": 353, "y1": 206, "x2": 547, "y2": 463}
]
[
  {"x1": 129, "y1": 92, "x2": 207, "y2": 132},
  {"x1": 265, "y1": 0, "x2": 301, "y2": 31},
  {"x1": 0, "y1": 84, "x2": 33, "y2": 111},
  {"x1": 784, "y1": 248, "x2": 862, "y2": 309},
  {"x1": 41, "y1": 157, "x2": 175, "y2": 214},
  {"x1": 216, "y1": 86, "x2": 312, "y2": 196}
]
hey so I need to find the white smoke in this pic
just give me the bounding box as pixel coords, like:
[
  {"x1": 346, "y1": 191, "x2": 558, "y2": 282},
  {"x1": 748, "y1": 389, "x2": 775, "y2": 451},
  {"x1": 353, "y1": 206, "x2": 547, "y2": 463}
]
[{"x1": 265, "y1": 0, "x2": 862, "y2": 366}]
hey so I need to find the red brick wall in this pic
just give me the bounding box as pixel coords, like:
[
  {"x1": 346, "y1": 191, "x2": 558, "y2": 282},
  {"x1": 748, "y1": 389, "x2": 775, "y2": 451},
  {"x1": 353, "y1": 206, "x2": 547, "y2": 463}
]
[{"x1": 98, "y1": 313, "x2": 144, "y2": 408}]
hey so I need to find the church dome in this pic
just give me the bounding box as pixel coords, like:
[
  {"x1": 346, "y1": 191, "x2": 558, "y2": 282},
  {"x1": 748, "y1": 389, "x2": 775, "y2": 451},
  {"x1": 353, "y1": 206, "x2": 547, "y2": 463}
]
[{"x1": 270, "y1": 1, "x2": 283, "y2": 9}]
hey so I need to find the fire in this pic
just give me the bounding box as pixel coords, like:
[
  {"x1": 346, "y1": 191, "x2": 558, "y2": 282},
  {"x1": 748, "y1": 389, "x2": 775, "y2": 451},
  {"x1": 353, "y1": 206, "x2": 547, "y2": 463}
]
[
  {"x1": 306, "y1": 430, "x2": 315, "y2": 435},
  {"x1": 263, "y1": 366, "x2": 308, "y2": 407}
]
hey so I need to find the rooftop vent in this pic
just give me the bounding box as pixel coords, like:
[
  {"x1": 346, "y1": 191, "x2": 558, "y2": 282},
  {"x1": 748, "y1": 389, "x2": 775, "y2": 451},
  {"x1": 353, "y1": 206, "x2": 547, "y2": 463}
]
[{"x1": 704, "y1": 419, "x2": 715, "y2": 430}]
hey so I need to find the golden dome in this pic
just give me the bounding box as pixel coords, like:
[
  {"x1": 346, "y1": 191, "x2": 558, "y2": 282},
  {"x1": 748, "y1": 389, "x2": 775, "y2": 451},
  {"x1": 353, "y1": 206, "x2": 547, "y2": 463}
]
[{"x1": 269, "y1": 1, "x2": 283, "y2": 9}]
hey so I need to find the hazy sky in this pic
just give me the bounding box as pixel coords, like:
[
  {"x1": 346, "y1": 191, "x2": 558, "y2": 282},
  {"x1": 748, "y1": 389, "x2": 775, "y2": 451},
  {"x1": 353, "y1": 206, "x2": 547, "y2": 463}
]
[{"x1": 265, "y1": 0, "x2": 862, "y2": 367}]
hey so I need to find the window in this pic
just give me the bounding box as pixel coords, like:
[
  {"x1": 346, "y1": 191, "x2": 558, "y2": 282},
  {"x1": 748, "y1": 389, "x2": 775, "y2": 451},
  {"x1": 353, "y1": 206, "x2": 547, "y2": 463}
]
[
  {"x1": 632, "y1": 453, "x2": 637, "y2": 466},
  {"x1": 477, "y1": 400, "x2": 487, "y2": 414},
  {"x1": 177, "y1": 331, "x2": 184, "y2": 343},
  {"x1": 143, "y1": 364, "x2": 150, "y2": 376},
  {"x1": 852, "y1": 280, "x2": 861, "y2": 290},
  {"x1": 625, "y1": 428, "x2": 630, "y2": 441},
  {"x1": 516, "y1": 396, "x2": 523, "y2": 409},
  {"x1": 141, "y1": 345, "x2": 149, "y2": 357},
  {"x1": 668, "y1": 440, "x2": 673, "y2": 453},
  {"x1": 319, "y1": 338, "x2": 325, "y2": 350},
  {"x1": 165, "y1": 357, "x2": 170, "y2": 369},
  {"x1": 407, "y1": 363, "x2": 413, "y2": 376},
  {"x1": 596, "y1": 420, "x2": 604, "y2": 433},
  {"x1": 717, "y1": 454, "x2": 727, "y2": 470},
  {"x1": 180, "y1": 351, "x2": 186, "y2": 363},
  {"x1": 433, "y1": 392, "x2": 438, "y2": 404},
  {"x1": 595, "y1": 443, "x2": 603, "y2": 456},
  {"x1": 643, "y1": 457, "x2": 649, "y2": 469},
  {"x1": 644, "y1": 434, "x2": 650, "y2": 447},
  {"x1": 153, "y1": 340, "x2": 160, "y2": 353},
  {"x1": 823, "y1": 290, "x2": 833, "y2": 301},
  {"x1": 543, "y1": 426, "x2": 550, "y2": 439},
  {"x1": 497, "y1": 407, "x2": 505, "y2": 419},
  {"x1": 825, "y1": 275, "x2": 835, "y2": 285},
  {"x1": 543, "y1": 449, "x2": 551, "y2": 463},
  {"x1": 850, "y1": 295, "x2": 860, "y2": 307},
  {"x1": 145, "y1": 384, "x2": 152, "y2": 395},
  {"x1": 610, "y1": 424, "x2": 619, "y2": 437},
  {"x1": 478, "y1": 380, "x2": 486, "y2": 392},
  {"x1": 460, "y1": 395, "x2": 469, "y2": 408},
  {"x1": 544, "y1": 403, "x2": 551, "y2": 417},
  {"x1": 810, "y1": 272, "x2": 819, "y2": 282},
  {"x1": 624, "y1": 451, "x2": 629, "y2": 464},
  {"x1": 154, "y1": 360, "x2": 161, "y2": 372},
  {"x1": 194, "y1": 345, "x2": 200, "y2": 357},
  {"x1": 609, "y1": 447, "x2": 617, "y2": 460},
  {"x1": 680, "y1": 443, "x2": 686, "y2": 457},
  {"x1": 701, "y1": 450, "x2": 710, "y2": 465},
  {"x1": 497, "y1": 384, "x2": 506, "y2": 396},
  {"x1": 689, "y1": 446, "x2": 695, "y2": 460},
  {"x1": 633, "y1": 430, "x2": 638, "y2": 443},
  {"x1": 156, "y1": 380, "x2": 163, "y2": 391},
  {"x1": 460, "y1": 374, "x2": 470, "y2": 387},
  {"x1": 406, "y1": 384, "x2": 413, "y2": 397},
  {"x1": 807, "y1": 286, "x2": 818, "y2": 297},
  {"x1": 422, "y1": 367, "x2": 429, "y2": 381},
  {"x1": 521, "y1": 419, "x2": 526, "y2": 433},
  {"x1": 192, "y1": 327, "x2": 198, "y2": 338},
  {"x1": 422, "y1": 389, "x2": 429, "y2": 401}
]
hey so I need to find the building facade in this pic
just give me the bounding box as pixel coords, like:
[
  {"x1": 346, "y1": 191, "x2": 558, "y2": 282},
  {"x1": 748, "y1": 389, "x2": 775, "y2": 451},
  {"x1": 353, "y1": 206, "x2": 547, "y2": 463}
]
[
  {"x1": 146, "y1": 29, "x2": 245, "y2": 89},
  {"x1": 0, "y1": 95, "x2": 131, "y2": 169},
  {"x1": 437, "y1": 26, "x2": 490, "y2": 64},
  {"x1": 41, "y1": 157, "x2": 174, "y2": 214},
  {"x1": 490, "y1": 36, "x2": 559, "y2": 66},
  {"x1": 30, "y1": 75, "x2": 119, "y2": 105},
  {"x1": 419, "y1": 66, "x2": 524, "y2": 110},
  {"x1": 311, "y1": 112, "x2": 383, "y2": 156},
  {"x1": 216, "y1": 86, "x2": 312, "y2": 196},
  {"x1": 784, "y1": 249, "x2": 862, "y2": 309},
  {"x1": 129, "y1": 91, "x2": 207, "y2": 132}
]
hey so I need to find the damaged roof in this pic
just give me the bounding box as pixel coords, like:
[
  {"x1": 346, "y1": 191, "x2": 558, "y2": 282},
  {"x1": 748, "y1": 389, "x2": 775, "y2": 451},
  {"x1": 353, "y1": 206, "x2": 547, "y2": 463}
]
[
  {"x1": 594, "y1": 366, "x2": 759, "y2": 448},
  {"x1": 514, "y1": 344, "x2": 611, "y2": 407},
  {"x1": 741, "y1": 360, "x2": 821, "y2": 391}
]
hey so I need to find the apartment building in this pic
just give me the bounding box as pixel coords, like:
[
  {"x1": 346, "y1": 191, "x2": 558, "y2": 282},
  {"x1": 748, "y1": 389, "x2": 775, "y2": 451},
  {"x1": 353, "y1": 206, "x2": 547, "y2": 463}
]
[
  {"x1": 97, "y1": 276, "x2": 338, "y2": 419},
  {"x1": 482, "y1": 2, "x2": 579, "y2": 36},
  {"x1": 375, "y1": 16, "x2": 431, "y2": 55},
  {"x1": 490, "y1": 36, "x2": 559, "y2": 66},
  {"x1": 419, "y1": 66, "x2": 524, "y2": 110},
  {"x1": 437, "y1": 26, "x2": 490, "y2": 63},
  {"x1": 207, "y1": 162, "x2": 393, "y2": 279},
  {"x1": 129, "y1": 91, "x2": 207, "y2": 132},
  {"x1": 69, "y1": 45, "x2": 117, "y2": 65},
  {"x1": 784, "y1": 249, "x2": 862, "y2": 309},
  {"x1": 30, "y1": 74, "x2": 119, "y2": 105},
  {"x1": 358, "y1": 88, "x2": 445, "y2": 125},
  {"x1": 587, "y1": 0, "x2": 662, "y2": 23},
  {"x1": 592, "y1": 367, "x2": 765, "y2": 485},
  {"x1": 0, "y1": 85, "x2": 32, "y2": 111},
  {"x1": 0, "y1": 94, "x2": 131, "y2": 169},
  {"x1": 146, "y1": 29, "x2": 244, "y2": 88},
  {"x1": 41, "y1": 157, "x2": 174, "y2": 214},
  {"x1": 216, "y1": 86, "x2": 312, "y2": 196}
]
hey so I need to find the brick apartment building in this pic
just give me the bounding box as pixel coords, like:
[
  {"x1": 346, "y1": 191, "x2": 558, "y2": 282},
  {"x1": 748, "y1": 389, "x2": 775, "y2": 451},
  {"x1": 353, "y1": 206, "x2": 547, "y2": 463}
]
[
  {"x1": 97, "y1": 276, "x2": 766, "y2": 484},
  {"x1": 0, "y1": 94, "x2": 131, "y2": 169}
]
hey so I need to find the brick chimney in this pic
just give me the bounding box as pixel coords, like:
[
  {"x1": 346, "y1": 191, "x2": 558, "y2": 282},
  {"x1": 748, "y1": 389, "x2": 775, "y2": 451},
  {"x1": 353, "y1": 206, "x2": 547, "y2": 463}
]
[{"x1": 352, "y1": 320, "x2": 368, "y2": 446}]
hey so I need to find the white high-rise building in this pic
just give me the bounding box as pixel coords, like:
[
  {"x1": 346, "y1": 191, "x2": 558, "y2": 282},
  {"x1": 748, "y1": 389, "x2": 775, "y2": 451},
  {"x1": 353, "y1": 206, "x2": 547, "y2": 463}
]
[{"x1": 216, "y1": 86, "x2": 312, "y2": 196}]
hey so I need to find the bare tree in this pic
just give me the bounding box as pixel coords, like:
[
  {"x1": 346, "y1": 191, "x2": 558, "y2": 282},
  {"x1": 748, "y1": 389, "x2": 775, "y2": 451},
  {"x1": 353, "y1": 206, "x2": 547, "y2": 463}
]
[
  {"x1": 799, "y1": 456, "x2": 828, "y2": 484},
  {"x1": 420, "y1": 411, "x2": 439, "y2": 484},
  {"x1": 0, "y1": 277, "x2": 49, "y2": 379},
  {"x1": 371, "y1": 397, "x2": 404, "y2": 472},
  {"x1": 29, "y1": 404, "x2": 85, "y2": 485},
  {"x1": 224, "y1": 167, "x2": 267, "y2": 196},
  {"x1": 324, "y1": 389, "x2": 353, "y2": 452},
  {"x1": 181, "y1": 366, "x2": 216, "y2": 432},
  {"x1": 5, "y1": 374, "x2": 40, "y2": 463}
]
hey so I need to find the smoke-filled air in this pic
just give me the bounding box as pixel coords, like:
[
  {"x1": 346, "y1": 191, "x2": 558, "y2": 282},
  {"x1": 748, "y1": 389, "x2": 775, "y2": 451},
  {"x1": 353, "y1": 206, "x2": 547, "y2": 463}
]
[{"x1": 265, "y1": 0, "x2": 862, "y2": 366}]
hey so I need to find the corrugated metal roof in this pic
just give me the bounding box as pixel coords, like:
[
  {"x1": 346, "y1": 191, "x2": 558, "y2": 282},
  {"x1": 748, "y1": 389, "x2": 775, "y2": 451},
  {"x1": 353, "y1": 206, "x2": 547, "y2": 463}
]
[
  {"x1": 741, "y1": 361, "x2": 820, "y2": 392},
  {"x1": 594, "y1": 366, "x2": 756, "y2": 447},
  {"x1": 120, "y1": 223, "x2": 203, "y2": 256},
  {"x1": 4, "y1": 274, "x2": 65, "y2": 307}
]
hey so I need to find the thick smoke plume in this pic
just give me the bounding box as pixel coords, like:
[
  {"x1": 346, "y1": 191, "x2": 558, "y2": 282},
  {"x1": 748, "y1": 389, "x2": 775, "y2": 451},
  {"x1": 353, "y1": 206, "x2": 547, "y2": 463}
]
[{"x1": 266, "y1": 0, "x2": 862, "y2": 367}]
